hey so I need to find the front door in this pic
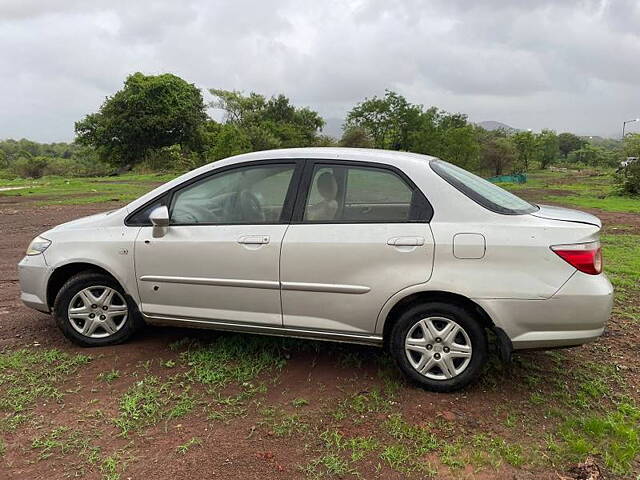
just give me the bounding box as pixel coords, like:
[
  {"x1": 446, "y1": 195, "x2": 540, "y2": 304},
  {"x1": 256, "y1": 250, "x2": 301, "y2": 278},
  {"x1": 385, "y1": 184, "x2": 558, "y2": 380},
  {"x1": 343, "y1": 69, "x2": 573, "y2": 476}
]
[
  {"x1": 280, "y1": 162, "x2": 435, "y2": 333},
  {"x1": 134, "y1": 161, "x2": 299, "y2": 325}
]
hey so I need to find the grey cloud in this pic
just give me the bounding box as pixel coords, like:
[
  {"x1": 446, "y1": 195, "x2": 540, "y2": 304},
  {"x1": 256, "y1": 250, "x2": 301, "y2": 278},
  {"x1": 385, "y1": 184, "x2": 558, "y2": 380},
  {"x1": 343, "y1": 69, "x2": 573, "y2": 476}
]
[{"x1": 0, "y1": 0, "x2": 638, "y2": 141}]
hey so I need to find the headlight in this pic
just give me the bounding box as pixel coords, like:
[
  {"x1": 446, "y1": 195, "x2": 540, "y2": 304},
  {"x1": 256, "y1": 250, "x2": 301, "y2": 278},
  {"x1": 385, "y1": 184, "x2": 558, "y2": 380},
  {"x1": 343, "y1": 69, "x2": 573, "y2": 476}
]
[{"x1": 26, "y1": 236, "x2": 51, "y2": 256}]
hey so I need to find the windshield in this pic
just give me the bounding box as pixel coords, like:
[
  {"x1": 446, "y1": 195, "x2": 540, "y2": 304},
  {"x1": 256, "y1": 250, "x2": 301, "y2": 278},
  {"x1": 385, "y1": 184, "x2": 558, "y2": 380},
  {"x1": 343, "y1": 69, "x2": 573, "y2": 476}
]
[{"x1": 430, "y1": 160, "x2": 538, "y2": 215}]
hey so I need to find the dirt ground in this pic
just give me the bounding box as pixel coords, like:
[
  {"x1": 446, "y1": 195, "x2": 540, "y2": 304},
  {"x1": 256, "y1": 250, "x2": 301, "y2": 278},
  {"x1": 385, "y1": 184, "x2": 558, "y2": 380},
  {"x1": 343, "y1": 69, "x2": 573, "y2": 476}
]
[{"x1": 0, "y1": 196, "x2": 639, "y2": 480}]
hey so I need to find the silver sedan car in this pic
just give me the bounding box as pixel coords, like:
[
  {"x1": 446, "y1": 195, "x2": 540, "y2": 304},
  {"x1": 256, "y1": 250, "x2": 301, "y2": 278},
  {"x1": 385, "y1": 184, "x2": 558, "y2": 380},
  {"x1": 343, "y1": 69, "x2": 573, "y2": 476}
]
[{"x1": 18, "y1": 148, "x2": 614, "y2": 391}]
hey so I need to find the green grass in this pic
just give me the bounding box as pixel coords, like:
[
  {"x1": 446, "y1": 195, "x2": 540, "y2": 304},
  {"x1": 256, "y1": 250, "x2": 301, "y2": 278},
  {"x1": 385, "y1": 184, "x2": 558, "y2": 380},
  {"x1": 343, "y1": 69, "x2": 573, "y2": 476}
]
[
  {"x1": 499, "y1": 168, "x2": 640, "y2": 214},
  {"x1": 0, "y1": 349, "x2": 91, "y2": 425},
  {"x1": 601, "y1": 233, "x2": 640, "y2": 295},
  {"x1": 557, "y1": 402, "x2": 640, "y2": 475},
  {"x1": 97, "y1": 369, "x2": 121, "y2": 383},
  {"x1": 181, "y1": 335, "x2": 287, "y2": 389},
  {"x1": 176, "y1": 437, "x2": 202, "y2": 455},
  {"x1": 0, "y1": 173, "x2": 174, "y2": 205},
  {"x1": 113, "y1": 375, "x2": 194, "y2": 436},
  {"x1": 544, "y1": 194, "x2": 640, "y2": 213}
]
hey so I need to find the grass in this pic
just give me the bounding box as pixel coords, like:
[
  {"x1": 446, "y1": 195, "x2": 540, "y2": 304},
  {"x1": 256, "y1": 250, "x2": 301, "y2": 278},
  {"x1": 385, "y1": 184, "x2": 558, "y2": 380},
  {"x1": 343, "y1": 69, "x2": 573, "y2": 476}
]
[
  {"x1": 0, "y1": 173, "x2": 174, "y2": 205},
  {"x1": 601, "y1": 233, "x2": 640, "y2": 296},
  {"x1": 113, "y1": 375, "x2": 194, "y2": 436},
  {"x1": 544, "y1": 194, "x2": 640, "y2": 213},
  {"x1": 176, "y1": 437, "x2": 202, "y2": 455},
  {"x1": 500, "y1": 168, "x2": 640, "y2": 214},
  {"x1": 0, "y1": 349, "x2": 91, "y2": 426},
  {"x1": 557, "y1": 402, "x2": 640, "y2": 475}
]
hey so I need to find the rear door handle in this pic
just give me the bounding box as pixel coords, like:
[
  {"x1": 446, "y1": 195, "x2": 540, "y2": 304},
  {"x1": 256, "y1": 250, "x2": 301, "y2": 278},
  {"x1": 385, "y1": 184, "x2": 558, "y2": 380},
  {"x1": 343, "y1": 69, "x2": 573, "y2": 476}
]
[
  {"x1": 387, "y1": 236, "x2": 425, "y2": 247},
  {"x1": 238, "y1": 235, "x2": 270, "y2": 245}
]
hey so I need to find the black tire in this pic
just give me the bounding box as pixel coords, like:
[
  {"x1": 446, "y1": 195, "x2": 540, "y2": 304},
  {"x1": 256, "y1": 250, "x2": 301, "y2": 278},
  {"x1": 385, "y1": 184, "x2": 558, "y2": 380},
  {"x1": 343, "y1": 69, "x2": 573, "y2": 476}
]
[
  {"x1": 389, "y1": 302, "x2": 487, "y2": 392},
  {"x1": 53, "y1": 272, "x2": 142, "y2": 347}
]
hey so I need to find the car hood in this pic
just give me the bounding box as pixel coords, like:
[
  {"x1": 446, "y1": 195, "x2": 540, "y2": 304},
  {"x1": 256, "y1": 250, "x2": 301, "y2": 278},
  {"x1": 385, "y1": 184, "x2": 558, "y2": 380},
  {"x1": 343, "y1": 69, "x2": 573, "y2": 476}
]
[
  {"x1": 48, "y1": 208, "x2": 123, "y2": 232},
  {"x1": 531, "y1": 204, "x2": 601, "y2": 228}
]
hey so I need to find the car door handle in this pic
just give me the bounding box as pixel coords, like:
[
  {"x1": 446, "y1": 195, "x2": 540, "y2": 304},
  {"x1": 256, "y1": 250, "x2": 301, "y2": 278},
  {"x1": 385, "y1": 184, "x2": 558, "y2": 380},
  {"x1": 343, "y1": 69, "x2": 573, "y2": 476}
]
[
  {"x1": 238, "y1": 235, "x2": 270, "y2": 245},
  {"x1": 387, "y1": 236, "x2": 425, "y2": 247}
]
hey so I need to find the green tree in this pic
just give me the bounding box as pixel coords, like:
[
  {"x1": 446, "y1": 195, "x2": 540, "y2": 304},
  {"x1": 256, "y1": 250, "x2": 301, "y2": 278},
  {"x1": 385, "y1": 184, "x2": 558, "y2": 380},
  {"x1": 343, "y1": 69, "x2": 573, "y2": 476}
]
[
  {"x1": 537, "y1": 129, "x2": 559, "y2": 169},
  {"x1": 558, "y1": 132, "x2": 587, "y2": 158},
  {"x1": 570, "y1": 144, "x2": 617, "y2": 167},
  {"x1": 512, "y1": 131, "x2": 539, "y2": 172},
  {"x1": 344, "y1": 90, "x2": 422, "y2": 150},
  {"x1": 75, "y1": 73, "x2": 208, "y2": 167},
  {"x1": 340, "y1": 127, "x2": 374, "y2": 148},
  {"x1": 480, "y1": 133, "x2": 517, "y2": 176},
  {"x1": 210, "y1": 89, "x2": 324, "y2": 151}
]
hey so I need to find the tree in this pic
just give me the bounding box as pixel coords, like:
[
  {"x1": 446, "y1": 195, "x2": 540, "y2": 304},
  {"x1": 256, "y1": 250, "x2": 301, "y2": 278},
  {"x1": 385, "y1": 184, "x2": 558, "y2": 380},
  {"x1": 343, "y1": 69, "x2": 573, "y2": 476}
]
[
  {"x1": 512, "y1": 131, "x2": 539, "y2": 172},
  {"x1": 340, "y1": 127, "x2": 374, "y2": 148},
  {"x1": 480, "y1": 134, "x2": 517, "y2": 176},
  {"x1": 569, "y1": 144, "x2": 617, "y2": 167},
  {"x1": 537, "y1": 129, "x2": 559, "y2": 169},
  {"x1": 75, "y1": 73, "x2": 208, "y2": 167},
  {"x1": 558, "y1": 132, "x2": 586, "y2": 158},
  {"x1": 344, "y1": 90, "x2": 422, "y2": 150},
  {"x1": 209, "y1": 89, "x2": 324, "y2": 151}
]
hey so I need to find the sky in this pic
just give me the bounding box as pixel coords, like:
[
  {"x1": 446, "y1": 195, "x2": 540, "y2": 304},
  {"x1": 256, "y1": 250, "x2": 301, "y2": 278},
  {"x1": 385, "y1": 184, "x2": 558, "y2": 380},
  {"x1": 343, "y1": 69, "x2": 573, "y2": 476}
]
[{"x1": 1, "y1": 0, "x2": 639, "y2": 142}]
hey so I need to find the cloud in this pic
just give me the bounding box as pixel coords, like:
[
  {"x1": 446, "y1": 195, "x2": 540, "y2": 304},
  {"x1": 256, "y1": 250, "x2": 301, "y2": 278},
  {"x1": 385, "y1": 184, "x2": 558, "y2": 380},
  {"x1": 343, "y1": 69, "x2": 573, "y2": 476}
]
[{"x1": 0, "y1": 0, "x2": 638, "y2": 141}]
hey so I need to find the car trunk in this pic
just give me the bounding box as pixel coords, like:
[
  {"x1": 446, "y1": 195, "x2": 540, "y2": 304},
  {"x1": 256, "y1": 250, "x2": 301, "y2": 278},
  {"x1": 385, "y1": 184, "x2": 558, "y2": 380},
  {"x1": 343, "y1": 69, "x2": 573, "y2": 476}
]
[{"x1": 530, "y1": 204, "x2": 601, "y2": 228}]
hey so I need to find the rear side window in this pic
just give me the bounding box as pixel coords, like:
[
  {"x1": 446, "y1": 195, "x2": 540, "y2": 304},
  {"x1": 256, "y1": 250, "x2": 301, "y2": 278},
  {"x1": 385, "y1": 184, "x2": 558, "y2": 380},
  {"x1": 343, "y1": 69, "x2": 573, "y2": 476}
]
[
  {"x1": 303, "y1": 164, "x2": 431, "y2": 223},
  {"x1": 430, "y1": 160, "x2": 538, "y2": 215}
]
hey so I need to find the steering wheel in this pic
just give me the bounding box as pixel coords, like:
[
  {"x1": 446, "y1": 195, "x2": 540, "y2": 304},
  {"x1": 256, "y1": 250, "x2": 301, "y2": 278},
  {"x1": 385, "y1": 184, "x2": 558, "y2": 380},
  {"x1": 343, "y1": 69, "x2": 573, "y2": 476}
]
[{"x1": 238, "y1": 190, "x2": 265, "y2": 222}]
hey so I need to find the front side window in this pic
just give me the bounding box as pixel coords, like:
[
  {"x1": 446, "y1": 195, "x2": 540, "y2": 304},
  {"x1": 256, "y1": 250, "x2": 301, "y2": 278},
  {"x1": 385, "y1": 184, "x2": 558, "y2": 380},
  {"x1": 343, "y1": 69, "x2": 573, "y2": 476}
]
[
  {"x1": 430, "y1": 160, "x2": 538, "y2": 215},
  {"x1": 303, "y1": 164, "x2": 428, "y2": 223},
  {"x1": 170, "y1": 164, "x2": 295, "y2": 224}
]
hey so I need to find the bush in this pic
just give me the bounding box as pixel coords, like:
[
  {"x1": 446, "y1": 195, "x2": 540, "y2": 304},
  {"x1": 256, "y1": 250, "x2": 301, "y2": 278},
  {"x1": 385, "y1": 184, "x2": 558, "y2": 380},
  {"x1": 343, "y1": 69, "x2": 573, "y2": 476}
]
[
  {"x1": 137, "y1": 145, "x2": 205, "y2": 173},
  {"x1": 616, "y1": 161, "x2": 640, "y2": 196},
  {"x1": 10, "y1": 156, "x2": 49, "y2": 178}
]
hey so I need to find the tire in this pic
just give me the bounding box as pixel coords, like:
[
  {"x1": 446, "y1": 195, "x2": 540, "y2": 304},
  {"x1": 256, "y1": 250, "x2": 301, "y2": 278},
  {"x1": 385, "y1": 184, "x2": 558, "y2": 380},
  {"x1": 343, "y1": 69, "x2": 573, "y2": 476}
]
[
  {"x1": 389, "y1": 302, "x2": 488, "y2": 392},
  {"x1": 53, "y1": 272, "x2": 142, "y2": 347}
]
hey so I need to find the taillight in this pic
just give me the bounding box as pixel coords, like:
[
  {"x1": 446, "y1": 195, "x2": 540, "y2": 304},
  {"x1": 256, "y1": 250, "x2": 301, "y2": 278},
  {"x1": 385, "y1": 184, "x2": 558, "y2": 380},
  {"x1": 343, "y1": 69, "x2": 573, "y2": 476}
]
[{"x1": 551, "y1": 241, "x2": 602, "y2": 275}]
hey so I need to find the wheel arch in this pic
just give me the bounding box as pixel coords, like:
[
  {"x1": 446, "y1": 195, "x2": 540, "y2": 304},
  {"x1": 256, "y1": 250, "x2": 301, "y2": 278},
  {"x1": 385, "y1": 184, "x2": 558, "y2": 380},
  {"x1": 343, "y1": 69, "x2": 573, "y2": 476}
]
[
  {"x1": 46, "y1": 262, "x2": 126, "y2": 309},
  {"x1": 379, "y1": 290, "x2": 495, "y2": 347}
]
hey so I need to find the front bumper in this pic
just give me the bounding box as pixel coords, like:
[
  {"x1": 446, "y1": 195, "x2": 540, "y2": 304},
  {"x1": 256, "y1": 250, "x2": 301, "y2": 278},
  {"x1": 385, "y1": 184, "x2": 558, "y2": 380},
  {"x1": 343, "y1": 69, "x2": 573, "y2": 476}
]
[
  {"x1": 475, "y1": 271, "x2": 614, "y2": 350},
  {"x1": 18, "y1": 255, "x2": 50, "y2": 313}
]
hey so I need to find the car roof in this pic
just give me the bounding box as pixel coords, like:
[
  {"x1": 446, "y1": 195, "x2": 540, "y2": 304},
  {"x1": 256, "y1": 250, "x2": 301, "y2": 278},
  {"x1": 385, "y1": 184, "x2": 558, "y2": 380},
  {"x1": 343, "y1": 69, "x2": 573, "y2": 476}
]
[{"x1": 223, "y1": 147, "x2": 437, "y2": 166}]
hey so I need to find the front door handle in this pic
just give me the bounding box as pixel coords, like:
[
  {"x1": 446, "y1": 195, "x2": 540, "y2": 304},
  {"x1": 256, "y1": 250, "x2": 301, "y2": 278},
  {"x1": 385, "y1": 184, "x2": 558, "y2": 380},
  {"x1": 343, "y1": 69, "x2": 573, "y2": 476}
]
[
  {"x1": 387, "y1": 236, "x2": 425, "y2": 247},
  {"x1": 238, "y1": 235, "x2": 270, "y2": 245}
]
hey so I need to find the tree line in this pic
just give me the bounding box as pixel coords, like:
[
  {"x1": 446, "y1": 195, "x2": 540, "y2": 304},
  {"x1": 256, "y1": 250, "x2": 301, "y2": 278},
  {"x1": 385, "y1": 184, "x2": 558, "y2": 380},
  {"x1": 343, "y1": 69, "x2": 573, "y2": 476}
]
[{"x1": 1, "y1": 72, "x2": 638, "y2": 184}]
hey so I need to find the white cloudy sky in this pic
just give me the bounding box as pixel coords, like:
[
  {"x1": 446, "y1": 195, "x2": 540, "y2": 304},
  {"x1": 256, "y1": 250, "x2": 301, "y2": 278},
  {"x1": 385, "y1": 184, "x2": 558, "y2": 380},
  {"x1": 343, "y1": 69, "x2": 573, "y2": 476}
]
[{"x1": 1, "y1": 0, "x2": 639, "y2": 142}]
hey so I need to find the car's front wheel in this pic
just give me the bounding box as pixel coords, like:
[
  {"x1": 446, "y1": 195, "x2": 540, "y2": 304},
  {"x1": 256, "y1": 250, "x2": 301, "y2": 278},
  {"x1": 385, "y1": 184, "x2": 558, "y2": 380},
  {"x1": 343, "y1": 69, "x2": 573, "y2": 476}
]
[
  {"x1": 53, "y1": 272, "x2": 141, "y2": 346},
  {"x1": 389, "y1": 302, "x2": 487, "y2": 392}
]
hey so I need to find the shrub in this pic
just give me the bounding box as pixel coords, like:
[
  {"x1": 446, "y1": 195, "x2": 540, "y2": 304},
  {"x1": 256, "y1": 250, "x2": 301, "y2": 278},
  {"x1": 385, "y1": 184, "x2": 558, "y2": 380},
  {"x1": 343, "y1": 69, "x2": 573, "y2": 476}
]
[
  {"x1": 616, "y1": 161, "x2": 640, "y2": 196},
  {"x1": 10, "y1": 156, "x2": 49, "y2": 178}
]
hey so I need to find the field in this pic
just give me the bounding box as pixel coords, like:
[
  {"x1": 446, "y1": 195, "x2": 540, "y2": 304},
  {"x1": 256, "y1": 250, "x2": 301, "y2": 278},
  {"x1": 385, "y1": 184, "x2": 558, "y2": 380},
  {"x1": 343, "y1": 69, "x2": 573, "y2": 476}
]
[{"x1": 0, "y1": 168, "x2": 639, "y2": 479}]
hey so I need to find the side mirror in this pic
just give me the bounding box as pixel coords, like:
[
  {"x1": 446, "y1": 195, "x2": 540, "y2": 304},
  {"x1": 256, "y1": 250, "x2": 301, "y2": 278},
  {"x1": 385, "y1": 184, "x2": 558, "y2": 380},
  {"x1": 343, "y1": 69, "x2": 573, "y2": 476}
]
[{"x1": 149, "y1": 205, "x2": 170, "y2": 227}]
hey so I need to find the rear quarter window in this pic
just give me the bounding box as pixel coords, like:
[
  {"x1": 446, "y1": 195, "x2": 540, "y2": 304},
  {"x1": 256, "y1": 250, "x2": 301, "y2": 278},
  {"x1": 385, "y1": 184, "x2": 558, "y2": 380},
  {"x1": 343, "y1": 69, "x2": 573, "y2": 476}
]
[{"x1": 430, "y1": 160, "x2": 538, "y2": 215}]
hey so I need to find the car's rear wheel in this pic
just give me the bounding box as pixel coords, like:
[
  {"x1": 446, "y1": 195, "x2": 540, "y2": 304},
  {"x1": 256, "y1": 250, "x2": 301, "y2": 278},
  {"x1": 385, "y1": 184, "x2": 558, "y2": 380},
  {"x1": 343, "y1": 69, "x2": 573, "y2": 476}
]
[
  {"x1": 389, "y1": 302, "x2": 487, "y2": 392},
  {"x1": 53, "y1": 272, "x2": 141, "y2": 346}
]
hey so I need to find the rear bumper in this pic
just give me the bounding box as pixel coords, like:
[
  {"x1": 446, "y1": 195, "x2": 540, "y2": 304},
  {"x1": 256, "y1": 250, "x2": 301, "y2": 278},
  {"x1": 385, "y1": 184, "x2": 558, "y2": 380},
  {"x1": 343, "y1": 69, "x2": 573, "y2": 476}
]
[
  {"x1": 18, "y1": 255, "x2": 50, "y2": 313},
  {"x1": 475, "y1": 271, "x2": 613, "y2": 350}
]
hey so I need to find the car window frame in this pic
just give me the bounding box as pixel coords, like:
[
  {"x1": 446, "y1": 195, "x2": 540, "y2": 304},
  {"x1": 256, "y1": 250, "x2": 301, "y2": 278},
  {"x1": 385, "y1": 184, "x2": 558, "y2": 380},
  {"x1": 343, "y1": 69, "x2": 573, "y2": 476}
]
[
  {"x1": 291, "y1": 159, "x2": 433, "y2": 224},
  {"x1": 124, "y1": 159, "x2": 305, "y2": 227}
]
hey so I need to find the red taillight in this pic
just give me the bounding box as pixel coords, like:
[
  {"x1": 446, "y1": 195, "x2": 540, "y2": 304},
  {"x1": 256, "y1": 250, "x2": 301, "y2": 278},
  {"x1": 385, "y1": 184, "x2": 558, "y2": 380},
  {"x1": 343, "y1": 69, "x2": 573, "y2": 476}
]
[{"x1": 551, "y1": 242, "x2": 602, "y2": 275}]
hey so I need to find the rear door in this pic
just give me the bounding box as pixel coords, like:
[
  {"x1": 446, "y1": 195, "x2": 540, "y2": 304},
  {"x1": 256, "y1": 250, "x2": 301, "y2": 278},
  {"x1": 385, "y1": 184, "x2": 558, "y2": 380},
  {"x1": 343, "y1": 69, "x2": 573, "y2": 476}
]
[{"x1": 280, "y1": 161, "x2": 435, "y2": 334}]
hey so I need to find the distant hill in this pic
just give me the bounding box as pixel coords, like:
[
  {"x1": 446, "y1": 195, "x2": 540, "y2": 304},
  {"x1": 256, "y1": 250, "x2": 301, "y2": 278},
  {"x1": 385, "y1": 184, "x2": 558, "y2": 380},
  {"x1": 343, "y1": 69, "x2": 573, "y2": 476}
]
[{"x1": 476, "y1": 121, "x2": 519, "y2": 132}]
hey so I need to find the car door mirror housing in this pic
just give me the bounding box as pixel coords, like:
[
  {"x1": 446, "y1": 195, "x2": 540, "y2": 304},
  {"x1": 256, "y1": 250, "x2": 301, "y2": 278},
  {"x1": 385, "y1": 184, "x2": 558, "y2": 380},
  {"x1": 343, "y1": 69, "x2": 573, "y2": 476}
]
[{"x1": 149, "y1": 205, "x2": 170, "y2": 227}]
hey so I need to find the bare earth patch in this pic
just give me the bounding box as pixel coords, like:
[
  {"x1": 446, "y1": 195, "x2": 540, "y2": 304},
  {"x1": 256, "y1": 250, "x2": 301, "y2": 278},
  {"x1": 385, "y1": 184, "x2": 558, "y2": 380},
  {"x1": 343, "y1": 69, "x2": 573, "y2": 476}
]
[{"x1": 1, "y1": 196, "x2": 639, "y2": 479}]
